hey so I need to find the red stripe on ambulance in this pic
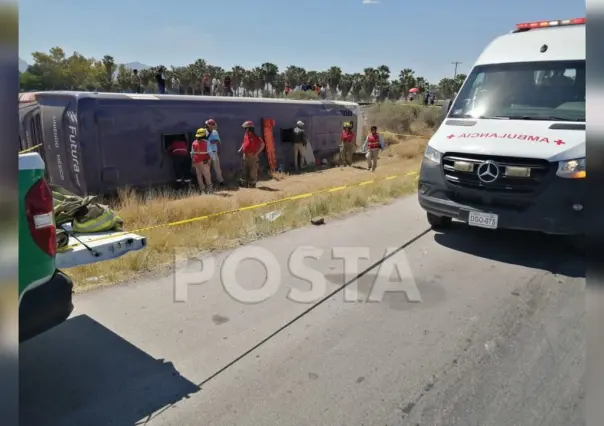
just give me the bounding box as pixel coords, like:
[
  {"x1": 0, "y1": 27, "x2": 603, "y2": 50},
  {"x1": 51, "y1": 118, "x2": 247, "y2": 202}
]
[{"x1": 446, "y1": 133, "x2": 565, "y2": 145}]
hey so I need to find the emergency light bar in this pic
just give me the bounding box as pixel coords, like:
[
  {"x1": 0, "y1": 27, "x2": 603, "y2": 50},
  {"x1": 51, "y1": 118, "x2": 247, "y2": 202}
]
[{"x1": 516, "y1": 17, "x2": 585, "y2": 30}]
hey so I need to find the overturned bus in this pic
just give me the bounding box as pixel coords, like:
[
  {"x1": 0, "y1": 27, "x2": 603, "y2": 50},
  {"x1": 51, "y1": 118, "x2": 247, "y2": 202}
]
[{"x1": 18, "y1": 91, "x2": 362, "y2": 196}]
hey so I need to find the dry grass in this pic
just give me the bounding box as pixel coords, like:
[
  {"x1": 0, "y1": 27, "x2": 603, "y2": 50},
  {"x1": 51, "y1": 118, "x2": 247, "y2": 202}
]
[{"x1": 68, "y1": 103, "x2": 438, "y2": 291}]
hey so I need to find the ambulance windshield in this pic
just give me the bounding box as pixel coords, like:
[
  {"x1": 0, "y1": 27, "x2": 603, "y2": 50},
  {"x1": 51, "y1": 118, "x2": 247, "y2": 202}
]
[{"x1": 449, "y1": 60, "x2": 585, "y2": 122}]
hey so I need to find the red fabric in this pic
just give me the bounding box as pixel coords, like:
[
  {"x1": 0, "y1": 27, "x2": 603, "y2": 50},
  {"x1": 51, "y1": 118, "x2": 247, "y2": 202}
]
[
  {"x1": 341, "y1": 130, "x2": 355, "y2": 143},
  {"x1": 367, "y1": 133, "x2": 381, "y2": 150},
  {"x1": 167, "y1": 140, "x2": 188, "y2": 156},
  {"x1": 242, "y1": 133, "x2": 263, "y2": 155},
  {"x1": 262, "y1": 118, "x2": 277, "y2": 172},
  {"x1": 191, "y1": 139, "x2": 210, "y2": 163}
]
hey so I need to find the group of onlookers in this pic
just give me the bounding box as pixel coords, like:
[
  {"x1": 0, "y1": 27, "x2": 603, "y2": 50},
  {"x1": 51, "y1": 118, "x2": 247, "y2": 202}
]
[
  {"x1": 284, "y1": 83, "x2": 327, "y2": 99},
  {"x1": 130, "y1": 67, "x2": 235, "y2": 96}
]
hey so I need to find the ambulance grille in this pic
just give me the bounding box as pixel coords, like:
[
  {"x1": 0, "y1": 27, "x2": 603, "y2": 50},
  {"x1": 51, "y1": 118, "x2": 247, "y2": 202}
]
[{"x1": 441, "y1": 153, "x2": 552, "y2": 194}]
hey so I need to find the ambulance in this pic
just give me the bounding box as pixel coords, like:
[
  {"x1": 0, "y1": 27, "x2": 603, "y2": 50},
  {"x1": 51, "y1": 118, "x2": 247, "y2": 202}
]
[{"x1": 418, "y1": 18, "x2": 585, "y2": 248}]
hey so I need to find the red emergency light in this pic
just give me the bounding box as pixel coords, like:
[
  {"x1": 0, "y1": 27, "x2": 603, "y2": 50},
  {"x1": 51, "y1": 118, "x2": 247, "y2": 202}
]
[{"x1": 516, "y1": 18, "x2": 585, "y2": 30}]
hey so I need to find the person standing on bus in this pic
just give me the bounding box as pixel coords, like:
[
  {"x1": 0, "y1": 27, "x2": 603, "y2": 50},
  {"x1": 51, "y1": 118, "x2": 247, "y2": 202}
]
[
  {"x1": 238, "y1": 121, "x2": 265, "y2": 188},
  {"x1": 191, "y1": 128, "x2": 213, "y2": 193},
  {"x1": 340, "y1": 122, "x2": 356, "y2": 167},
  {"x1": 223, "y1": 75, "x2": 233, "y2": 96},
  {"x1": 155, "y1": 67, "x2": 166, "y2": 94},
  {"x1": 205, "y1": 119, "x2": 225, "y2": 186}
]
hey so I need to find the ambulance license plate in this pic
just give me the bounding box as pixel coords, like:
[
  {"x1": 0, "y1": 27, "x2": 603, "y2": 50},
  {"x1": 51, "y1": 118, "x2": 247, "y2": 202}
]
[{"x1": 467, "y1": 211, "x2": 498, "y2": 229}]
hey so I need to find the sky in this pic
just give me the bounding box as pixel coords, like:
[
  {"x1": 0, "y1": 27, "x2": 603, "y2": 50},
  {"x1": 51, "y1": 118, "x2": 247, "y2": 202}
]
[{"x1": 19, "y1": 0, "x2": 585, "y2": 84}]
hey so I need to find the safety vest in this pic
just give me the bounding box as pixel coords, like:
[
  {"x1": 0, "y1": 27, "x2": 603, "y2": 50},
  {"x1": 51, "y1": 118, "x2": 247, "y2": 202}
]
[
  {"x1": 367, "y1": 133, "x2": 381, "y2": 150},
  {"x1": 73, "y1": 208, "x2": 123, "y2": 233},
  {"x1": 341, "y1": 130, "x2": 355, "y2": 143},
  {"x1": 191, "y1": 139, "x2": 210, "y2": 163},
  {"x1": 51, "y1": 184, "x2": 124, "y2": 234}
]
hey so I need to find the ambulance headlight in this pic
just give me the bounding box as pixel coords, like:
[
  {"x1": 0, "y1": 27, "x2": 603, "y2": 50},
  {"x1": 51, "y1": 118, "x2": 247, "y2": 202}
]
[
  {"x1": 423, "y1": 145, "x2": 442, "y2": 164},
  {"x1": 556, "y1": 158, "x2": 586, "y2": 179}
]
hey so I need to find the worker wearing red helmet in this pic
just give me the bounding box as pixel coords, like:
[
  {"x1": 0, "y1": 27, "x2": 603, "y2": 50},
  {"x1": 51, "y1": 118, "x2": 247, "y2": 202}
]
[
  {"x1": 238, "y1": 121, "x2": 265, "y2": 188},
  {"x1": 205, "y1": 119, "x2": 224, "y2": 186}
]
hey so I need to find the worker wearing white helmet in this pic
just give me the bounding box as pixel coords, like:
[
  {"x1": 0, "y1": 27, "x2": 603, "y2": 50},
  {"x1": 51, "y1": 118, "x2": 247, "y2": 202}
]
[
  {"x1": 237, "y1": 121, "x2": 265, "y2": 187},
  {"x1": 292, "y1": 120, "x2": 307, "y2": 172}
]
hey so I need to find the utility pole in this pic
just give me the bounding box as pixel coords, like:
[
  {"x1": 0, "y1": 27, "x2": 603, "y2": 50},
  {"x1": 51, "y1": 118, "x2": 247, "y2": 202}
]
[{"x1": 451, "y1": 61, "x2": 462, "y2": 78}]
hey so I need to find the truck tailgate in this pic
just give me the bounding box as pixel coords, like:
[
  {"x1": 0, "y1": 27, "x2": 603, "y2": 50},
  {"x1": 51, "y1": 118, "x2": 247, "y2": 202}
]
[{"x1": 55, "y1": 223, "x2": 147, "y2": 269}]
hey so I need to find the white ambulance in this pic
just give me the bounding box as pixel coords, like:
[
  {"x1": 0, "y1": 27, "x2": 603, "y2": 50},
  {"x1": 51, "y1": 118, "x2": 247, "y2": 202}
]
[{"x1": 418, "y1": 18, "x2": 585, "y2": 248}]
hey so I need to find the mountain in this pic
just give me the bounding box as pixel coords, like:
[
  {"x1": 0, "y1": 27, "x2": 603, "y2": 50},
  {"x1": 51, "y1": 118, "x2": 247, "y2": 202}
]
[
  {"x1": 18, "y1": 57, "x2": 151, "y2": 74},
  {"x1": 121, "y1": 62, "x2": 151, "y2": 71},
  {"x1": 19, "y1": 57, "x2": 29, "y2": 73}
]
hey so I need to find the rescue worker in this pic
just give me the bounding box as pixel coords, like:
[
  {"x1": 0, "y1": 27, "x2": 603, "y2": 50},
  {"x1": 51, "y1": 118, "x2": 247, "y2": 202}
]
[
  {"x1": 238, "y1": 121, "x2": 265, "y2": 188},
  {"x1": 166, "y1": 137, "x2": 191, "y2": 184},
  {"x1": 292, "y1": 120, "x2": 307, "y2": 172},
  {"x1": 191, "y1": 127, "x2": 213, "y2": 193},
  {"x1": 340, "y1": 122, "x2": 356, "y2": 167},
  {"x1": 202, "y1": 74, "x2": 212, "y2": 95},
  {"x1": 205, "y1": 119, "x2": 225, "y2": 186},
  {"x1": 362, "y1": 125, "x2": 385, "y2": 172}
]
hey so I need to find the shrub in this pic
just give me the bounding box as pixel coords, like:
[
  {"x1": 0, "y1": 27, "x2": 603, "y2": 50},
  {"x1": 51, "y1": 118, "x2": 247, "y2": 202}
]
[
  {"x1": 365, "y1": 101, "x2": 442, "y2": 136},
  {"x1": 286, "y1": 90, "x2": 321, "y2": 101}
]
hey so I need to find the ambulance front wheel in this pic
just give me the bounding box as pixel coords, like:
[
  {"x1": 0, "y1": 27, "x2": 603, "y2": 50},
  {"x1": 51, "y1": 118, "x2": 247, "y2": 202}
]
[{"x1": 427, "y1": 212, "x2": 452, "y2": 229}]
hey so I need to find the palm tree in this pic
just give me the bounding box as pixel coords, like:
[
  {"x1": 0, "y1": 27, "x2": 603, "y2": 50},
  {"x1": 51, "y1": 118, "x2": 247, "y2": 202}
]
[
  {"x1": 338, "y1": 74, "x2": 353, "y2": 100},
  {"x1": 260, "y1": 62, "x2": 279, "y2": 93},
  {"x1": 351, "y1": 73, "x2": 364, "y2": 101},
  {"x1": 28, "y1": 46, "x2": 481, "y2": 105},
  {"x1": 362, "y1": 67, "x2": 378, "y2": 99},
  {"x1": 284, "y1": 66, "x2": 306, "y2": 88},
  {"x1": 399, "y1": 68, "x2": 416, "y2": 99},
  {"x1": 327, "y1": 66, "x2": 342, "y2": 99},
  {"x1": 415, "y1": 76, "x2": 427, "y2": 93},
  {"x1": 231, "y1": 65, "x2": 245, "y2": 95}
]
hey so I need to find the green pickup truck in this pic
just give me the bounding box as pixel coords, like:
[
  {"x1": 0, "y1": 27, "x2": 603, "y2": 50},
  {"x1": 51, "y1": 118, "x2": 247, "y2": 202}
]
[{"x1": 18, "y1": 152, "x2": 146, "y2": 342}]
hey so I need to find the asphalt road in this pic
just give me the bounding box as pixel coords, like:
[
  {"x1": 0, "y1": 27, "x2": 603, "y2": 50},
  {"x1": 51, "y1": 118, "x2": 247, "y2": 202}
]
[{"x1": 20, "y1": 196, "x2": 585, "y2": 426}]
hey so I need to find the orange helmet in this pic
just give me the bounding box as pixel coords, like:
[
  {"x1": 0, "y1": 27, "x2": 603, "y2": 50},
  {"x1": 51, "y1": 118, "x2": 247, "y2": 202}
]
[{"x1": 242, "y1": 120, "x2": 255, "y2": 128}]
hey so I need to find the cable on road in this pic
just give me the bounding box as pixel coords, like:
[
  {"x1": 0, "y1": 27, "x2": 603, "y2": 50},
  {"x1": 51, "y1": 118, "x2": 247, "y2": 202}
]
[{"x1": 142, "y1": 225, "x2": 433, "y2": 424}]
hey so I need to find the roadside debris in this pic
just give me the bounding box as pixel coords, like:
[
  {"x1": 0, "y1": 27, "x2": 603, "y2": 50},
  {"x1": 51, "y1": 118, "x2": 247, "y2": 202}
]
[{"x1": 261, "y1": 210, "x2": 283, "y2": 222}]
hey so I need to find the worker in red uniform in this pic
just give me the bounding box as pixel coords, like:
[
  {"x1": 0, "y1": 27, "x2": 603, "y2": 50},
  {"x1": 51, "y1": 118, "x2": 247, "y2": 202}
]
[
  {"x1": 362, "y1": 125, "x2": 385, "y2": 171},
  {"x1": 166, "y1": 138, "x2": 191, "y2": 184},
  {"x1": 238, "y1": 121, "x2": 265, "y2": 188},
  {"x1": 191, "y1": 127, "x2": 213, "y2": 192},
  {"x1": 340, "y1": 122, "x2": 356, "y2": 167}
]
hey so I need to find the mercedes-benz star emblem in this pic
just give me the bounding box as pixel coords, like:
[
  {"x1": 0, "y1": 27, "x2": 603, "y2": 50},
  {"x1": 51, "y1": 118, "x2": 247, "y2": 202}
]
[{"x1": 477, "y1": 160, "x2": 500, "y2": 183}]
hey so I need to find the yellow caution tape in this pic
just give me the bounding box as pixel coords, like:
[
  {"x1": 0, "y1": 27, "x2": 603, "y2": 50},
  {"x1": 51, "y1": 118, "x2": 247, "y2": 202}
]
[
  {"x1": 19, "y1": 144, "x2": 42, "y2": 154},
  {"x1": 57, "y1": 170, "x2": 420, "y2": 252}
]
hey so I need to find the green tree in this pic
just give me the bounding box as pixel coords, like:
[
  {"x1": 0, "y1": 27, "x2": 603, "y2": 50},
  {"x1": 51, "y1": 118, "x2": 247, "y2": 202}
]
[
  {"x1": 399, "y1": 68, "x2": 416, "y2": 99},
  {"x1": 22, "y1": 46, "x2": 462, "y2": 106},
  {"x1": 326, "y1": 66, "x2": 342, "y2": 99},
  {"x1": 260, "y1": 62, "x2": 279, "y2": 93}
]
